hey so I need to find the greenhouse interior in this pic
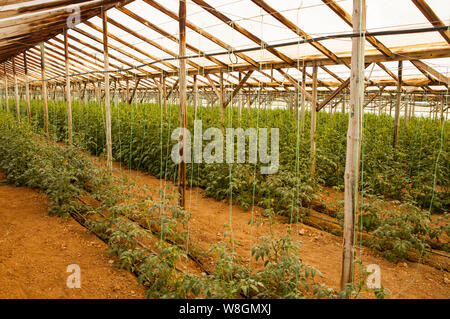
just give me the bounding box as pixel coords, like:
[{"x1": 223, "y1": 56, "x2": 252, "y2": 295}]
[{"x1": 0, "y1": 0, "x2": 448, "y2": 301}]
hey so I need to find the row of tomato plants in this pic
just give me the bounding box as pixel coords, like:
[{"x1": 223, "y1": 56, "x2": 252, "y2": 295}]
[
  {"x1": 8, "y1": 97, "x2": 446, "y2": 216},
  {"x1": 1, "y1": 108, "x2": 380, "y2": 299}
]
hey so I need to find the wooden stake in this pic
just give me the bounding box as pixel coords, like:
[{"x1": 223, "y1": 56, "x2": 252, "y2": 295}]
[
  {"x1": 12, "y1": 56, "x2": 20, "y2": 121},
  {"x1": 393, "y1": 61, "x2": 402, "y2": 148},
  {"x1": 40, "y1": 42, "x2": 49, "y2": 137},
  {"x1": 301, "y1": 66, "x2": 306, "y2": 131},
  {"x1": 126, "y1": 78, "x2": 129, "y2": 107},
  {"x1": 193, "y1": 74, "x2": 198, "y2": 118},
  {"x1": 341, "y1": 0, "x2": 366, "y2": 291},
  {"x1": 178, "y1": 0, "x2": 187, "y2": 209},
  {"x1": 219, "y1": 70, "x2": 224, "y2": 126},
  {"x1": 3, "y1": 63, "x2": 8, "y2": 113},
  {"x1": 24, "y1": 52, "x2": 31, "y2": 123},
  {"x1": 310, "y1": 64, "x2": 318, "y2": 176},
  {"x1": 102, "y1": 8, "x2": 113, "y2": 170},
  {"x1": 162, "y1": 73, "x2": 167, "y2": 115},
  {"x1": 64, "y1": 29, "x2": 73, "y2": 144}
]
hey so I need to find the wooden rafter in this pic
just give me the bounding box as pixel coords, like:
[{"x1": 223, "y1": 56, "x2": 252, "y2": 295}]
[{"x1": 412, "y1": 0, "x2": 450, "y2": 45}]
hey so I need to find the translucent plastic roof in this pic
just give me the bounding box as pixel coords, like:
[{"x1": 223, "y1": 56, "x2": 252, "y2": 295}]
[{"x1": 1, "y1": 0, "x2": 449, "y2": 91}]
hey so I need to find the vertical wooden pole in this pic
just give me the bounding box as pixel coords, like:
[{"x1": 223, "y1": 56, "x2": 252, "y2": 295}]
[
  {"x1": 219, "y1": 70, "x2": 224, "y2": 126},
  {"x1": 295, "y1": 86, "x2": 299, "y2": 125},
  {"x1": 301, "y1": 66, "x2": 306, "y2": 131},
  {"x1": 126, "y1": 78, "x2": 129, "y2": 107},
  {"x1": 193, "y1": 74, "x2": 198, "y2": 119},
  {"x1": 178, "y1": 0, "x2": 187, "y2": 209},
  {"x1": 3, "y1": 63, "x2": 8, "y2": 112},
  {"x1": 247, "y1": 90, "x2": 251, "y2": 114},
  {"x1": 24, "y1": 52, "x2": 31, "y2": 123},
  {"x1": 12, "y1": 57, "x2": 20, "y2": 121},
  {"x1": 341, "y1": 0, "x2": 366, "y2": 291},
  {"x1": 238, "y1": 73, "x2": 242, "y2": 121},
  {"x1": 113, "y1": 79, "x2": 117, "y2": 106},
  {"x1": 40, "y1": 43, "x2": 49, "y2": 137},
  {"x1": 64, "y1": 29, "x2": 73, "y2": 144},
  {"x1": 404, "y1": 93, "x2": 408, "y2": 124},
  {"x1": 393, "y1": 61, "x2": 402, "y2": 148},
  {"x1": 102, "y1": 8, "x2": 113, "y2": 170},
  {"x1": 162, "y1": 73, "x2": 167, "y2": 115},
  {"x1": 310, "y1": 63, "x2": 318, "y2": 177}
]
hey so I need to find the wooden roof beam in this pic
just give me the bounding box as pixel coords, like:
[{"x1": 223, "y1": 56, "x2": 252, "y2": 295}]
[
  {"x1": 412, "y1": 0, "x2": 450, "y2": 44},
  {"x1": 223, "y1": 70, "x2": 254, "y2": 108},
  {"x1": 105, "y1": 16, "x2": 202, "y2": 70},
  {"x1": 191, "y1": 0, "x2": 294, "y2": 64},
  {"x1": 142, "y1": 0, "x2": 282, "y2": 89},
  {"x1": 117, "y1": 6, "x2": 227, "y2": 68},
  {"x1": 321, "y1": 0, "x2": 392, "y2": 57},
  {"x1": 410, "y1": 59, "x2": 449, "y2": 85}
]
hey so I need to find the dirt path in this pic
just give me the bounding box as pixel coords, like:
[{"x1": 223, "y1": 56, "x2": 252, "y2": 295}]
[
  {"x1": 110, "y1": 161, "x2": 449, "y2": 299},
  {"x1": 0, "y1": 174, "x2": 146, "y2": 299}
]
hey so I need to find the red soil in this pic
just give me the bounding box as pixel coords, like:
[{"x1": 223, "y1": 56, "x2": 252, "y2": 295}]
[
  {"x1": 0, "y1": 173, "x2": 146, "y2": 299},
  {"x1": 109, "y1": 161, "x2": 449, "y2": 299}
]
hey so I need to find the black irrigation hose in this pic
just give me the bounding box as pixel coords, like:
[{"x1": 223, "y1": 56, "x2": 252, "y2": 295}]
[{"x1": 27, "y1": 25, "x2": 450, "y2": 83}]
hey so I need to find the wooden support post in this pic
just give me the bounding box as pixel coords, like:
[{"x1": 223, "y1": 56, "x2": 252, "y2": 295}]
[
  {"x1": 3, "y1": 63, "x2": 9, "y2": 112},
  {"x1": 193, "y1": 74, "x2": 198, "y2": 118},
  {"x1": 24, "y1": 52, "x2": 31, "y2": 123},
  {"x1": 81, "y1": 81, "x2": 87, "y2": 102},
  {"x1": 178, "y1": 0, "x2": 187, "y2": 209},
  {"x1": 64, "y1": 29, "x2": 73, "y2": 144},
  {"x1": 223, "y1": 70, "x2": 254, "y2": 109},
  {"x1": 393, "y1": 61, "x2": 402, "y2": 148},
  {"x1": 12, "y1": 57, "x2": 20, "y2": 121},
  {"x1": 40, "y1": 43, "x2": 49, "y2": 137},
  {"x1": 128, "y1": 78, "x2": 141, "y2": 105},
  {"x1": 301, "y1": 66, "x2": 306, "y2": 131},
  {"x1": 219, "y1": 70, "x2": 224, "y2": 126},
  {"x1": 341, "y1": 0, "x2": 366, "y2": 291},
  {"x1": 238, "y1": 73, "x2": 242, "y2": 119},
  {"x1": 113, "y1": 80, "x2": 117, "y2": 106},
  {"x1": 310, "y1": 64, "x2": 318, "y2": 176},
  {"x1": 162, "y1": 73, "x2": 167, "y2": 115},
  {"x1": 404, "y1": 93, "x2": 408, "y2": 124},
  {"x1": 102, "y1": 8, "x2": 113, "y2": 170},
  {"x1": 295, "y1": 86, "x2": 299, "y2": 124},
  {"x1": 53, "y1": 84, "x2": 57, "y2": 101},
  {"x1": 126, "y1": 78, "x2": 130, "y2": 107}
]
